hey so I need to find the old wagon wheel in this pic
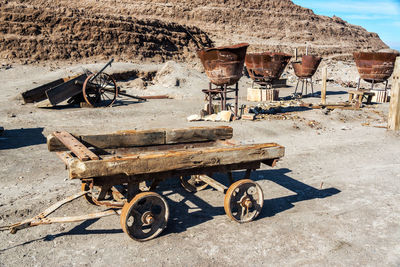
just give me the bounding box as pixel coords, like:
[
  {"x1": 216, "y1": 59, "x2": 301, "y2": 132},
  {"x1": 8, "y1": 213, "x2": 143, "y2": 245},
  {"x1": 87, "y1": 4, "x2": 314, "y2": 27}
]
[
  {"x1": 224, "y1": 179, "x2": 263, "y2": 223},
  {"x1": 120, "y1": 192, "x2": 169, "y2": 241},
  {"x1": 82, "y1": 73, "x2": 118, "y2": 107},
  {"x1": 180, "y1": 175, "x2": 208, "y2": 192}
]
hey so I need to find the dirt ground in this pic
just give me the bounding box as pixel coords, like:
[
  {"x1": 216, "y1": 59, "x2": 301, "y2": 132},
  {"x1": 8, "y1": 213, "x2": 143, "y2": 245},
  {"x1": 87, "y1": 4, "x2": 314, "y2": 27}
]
[{"x1": 0, "y1": 62, "x2": 399, "y2": 266}]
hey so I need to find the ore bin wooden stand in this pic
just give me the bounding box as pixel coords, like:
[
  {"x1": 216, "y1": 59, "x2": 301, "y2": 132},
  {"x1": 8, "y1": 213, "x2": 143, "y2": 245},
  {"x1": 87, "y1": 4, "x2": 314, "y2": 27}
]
[{"x1": 0, "y1": 126, "x2": 285, "y2": 241}]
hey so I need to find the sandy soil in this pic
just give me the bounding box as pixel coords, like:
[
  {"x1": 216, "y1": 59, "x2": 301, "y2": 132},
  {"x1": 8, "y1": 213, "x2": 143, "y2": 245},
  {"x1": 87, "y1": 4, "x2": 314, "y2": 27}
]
[{"x1": 0, "y1": 61, "x2": 399, "y2": 266}]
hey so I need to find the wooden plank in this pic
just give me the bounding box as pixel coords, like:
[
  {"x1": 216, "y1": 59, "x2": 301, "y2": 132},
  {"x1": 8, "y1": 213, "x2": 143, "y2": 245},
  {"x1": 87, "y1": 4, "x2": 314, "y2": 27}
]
[
  {"x1": 46, "y1": 74, "x2": 87, "y2": 105},
  {"x1": 47, "y1": 127, "x2": 233, "y2": 151},
  {"x1": 165, "y1": 126, "x2": 233, "y2": 144},
  {"x1": 47, "y1": 130, "x2": 166, "y2": 152},
  {"x1": 321, "y1": 67, "x2": 327, "y2": 105},
  {"x1": 53, "y1": 131, "x2": 99, "y2": 161},
  {"x1": 21, "y1": 78, "x2": 65, "y2": 103},
  {"x1": 198, "y1": 175, "x2": 227, "y2": 193},
  {"x1": 68, "y1": 143, "x2": 285, "y2": 179},
  {"x1": 91, "y1": 162, "x2": 261, "y2": 186},
  {"x1": 388, "y1": 57, "x2": 400, "y2": 131},
  {"x1": 83, "y1": 129, "x2": 166, "y2": 149}
]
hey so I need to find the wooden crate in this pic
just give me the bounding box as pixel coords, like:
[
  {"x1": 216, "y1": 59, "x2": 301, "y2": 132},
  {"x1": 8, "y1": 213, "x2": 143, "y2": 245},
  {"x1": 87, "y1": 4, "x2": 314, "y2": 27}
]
[
  {"x1": 371, "y1": 90, "x2": 389, "y2": 103},
  {"x1": 247, "y1": 88, "x2": 279, "y2": 102}
]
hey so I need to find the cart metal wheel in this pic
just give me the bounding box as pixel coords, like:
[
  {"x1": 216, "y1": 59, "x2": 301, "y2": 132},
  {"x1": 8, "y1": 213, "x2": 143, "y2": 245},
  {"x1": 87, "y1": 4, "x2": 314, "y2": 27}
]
[
  {"x1": 180, "y1": 175, "x2": 208, "y2": 192},
  {"x1": 81, "y1": 182, "x2": 98, "y2": 206},
  {"x1": 224, "y1": 179, "x2": 264, "y2": 223},
  {"x1": 120, "y1": 192, "x2": 169, "y2": 241},
  {"x1": 82, "y1": 73, "x2": 118, "y2": 107}
]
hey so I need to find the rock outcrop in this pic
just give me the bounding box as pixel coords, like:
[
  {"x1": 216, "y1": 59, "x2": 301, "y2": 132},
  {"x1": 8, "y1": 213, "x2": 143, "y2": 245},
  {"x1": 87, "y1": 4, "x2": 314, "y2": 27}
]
[{"x1": 0, "y1": 0, "x2": 388, "y2": 62}]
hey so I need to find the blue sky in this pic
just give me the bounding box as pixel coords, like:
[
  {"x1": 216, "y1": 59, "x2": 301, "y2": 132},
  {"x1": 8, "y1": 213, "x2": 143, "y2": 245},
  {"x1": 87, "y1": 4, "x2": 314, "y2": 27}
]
[{"x1": 292, "y1": 0, "x2": 400, "y2": 50}]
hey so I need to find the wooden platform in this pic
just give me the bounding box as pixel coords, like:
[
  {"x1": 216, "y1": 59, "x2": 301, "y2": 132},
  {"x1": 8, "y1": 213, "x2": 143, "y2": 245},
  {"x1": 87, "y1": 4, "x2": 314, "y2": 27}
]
[{"x1": 48, "y1": 126, "x2": 284, "y2": 180}]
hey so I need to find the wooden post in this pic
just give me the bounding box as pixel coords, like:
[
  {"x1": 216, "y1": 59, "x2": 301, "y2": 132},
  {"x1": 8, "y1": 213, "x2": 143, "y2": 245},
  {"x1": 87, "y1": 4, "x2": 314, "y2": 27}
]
[
  {"x1": 321, "y1": 67, "x2": 327, "y2": 105},
  {"x1": 306, "y1": 46, "x2": 308, "y2": 56},
  {"x1": 388, "y1": 57, "x2": 400, "y2": 131}
]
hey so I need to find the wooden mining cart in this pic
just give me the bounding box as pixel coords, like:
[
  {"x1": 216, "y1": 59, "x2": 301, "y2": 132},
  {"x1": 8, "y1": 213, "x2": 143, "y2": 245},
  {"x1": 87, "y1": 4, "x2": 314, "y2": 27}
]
[
  {"x1": 1, "y1": 126, "x2": 285, "y2": 241},
  {"x1": 21, "y1": 59, "x2": 148, "y2": 108}
]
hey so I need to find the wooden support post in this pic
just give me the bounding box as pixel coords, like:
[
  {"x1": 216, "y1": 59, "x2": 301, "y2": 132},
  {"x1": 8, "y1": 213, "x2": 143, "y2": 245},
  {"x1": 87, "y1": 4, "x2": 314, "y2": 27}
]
[
  {"x1": 321, "y1": 67, "x2": 327, "y2": 105},
  {"x1": 306, "y1": 46, "x2": 308, "y2": 56},
  {"x1": 388, "y1": 57, "x2": 400, "y2": 131}
]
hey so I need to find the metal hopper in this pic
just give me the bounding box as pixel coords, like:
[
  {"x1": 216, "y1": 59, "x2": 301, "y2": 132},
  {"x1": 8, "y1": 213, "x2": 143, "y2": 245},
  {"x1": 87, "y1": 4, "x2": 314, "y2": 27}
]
[
  {"x1": 353, "y1": 52, "x2": 399, "y2": 90},
  {"x1": 197, "y1": 43, "x2": 249, "y2": 86},
  {"x1": 197, "y1": 43, "x2": 249, "y2": 117},
  {"x1": 292, "y1": 55, "x2": 322, "y2": 96},
  {"x1": 245, "y1": 52, "x2": 292, "y2": 88}
]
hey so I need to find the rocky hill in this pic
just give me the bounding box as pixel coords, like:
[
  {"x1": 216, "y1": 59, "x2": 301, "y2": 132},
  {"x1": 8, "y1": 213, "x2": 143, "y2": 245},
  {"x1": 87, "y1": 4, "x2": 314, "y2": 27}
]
[
  {"x1": 0, "y1": 1, "x2": 212, "y2": 62},
  {"x1": 0, "y1": 0, "x2": 388, "y2": 62}
]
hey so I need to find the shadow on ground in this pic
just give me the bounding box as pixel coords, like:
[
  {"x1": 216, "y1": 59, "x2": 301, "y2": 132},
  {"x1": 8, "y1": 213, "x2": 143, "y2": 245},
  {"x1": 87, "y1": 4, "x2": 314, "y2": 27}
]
[
  {"x1": 163, "y1": 168, "x2": 340, "y2": 235},
  {"x1": 0, "y1": 127, "x2": 46, "y2": 150},
  {"x1": 0, "y1": 168, "x2": 340, "y2": 248}
]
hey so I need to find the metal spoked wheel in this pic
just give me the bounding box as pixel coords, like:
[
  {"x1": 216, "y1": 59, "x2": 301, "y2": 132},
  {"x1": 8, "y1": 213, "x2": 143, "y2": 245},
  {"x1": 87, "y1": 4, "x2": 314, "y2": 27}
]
[
  {"x1": 224, "y1": 179, "x2": 264, "y2": 223},
  {"x1": 120, "y1": 192, "x2": 169, "y2": 241},
  {"x1": 180, "y1": 175, "x2": 208, "y2": 192},
  {"x1": 82, "y1": 73, "x2": 118, "y2": 107}
]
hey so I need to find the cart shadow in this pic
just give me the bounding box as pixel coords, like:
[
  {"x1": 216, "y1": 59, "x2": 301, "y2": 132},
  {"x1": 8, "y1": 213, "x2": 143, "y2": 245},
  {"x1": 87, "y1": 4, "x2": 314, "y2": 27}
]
[
  {"x1": 0, "y1": 219, "x2": 123, "y2": 252},
  {"x1": 42, "y1": 218, "x2": 123, "y2": 241},
  {"x1": 0, "y1": 127, "x2": 46, "y2": 150},
  {"x1": 0, "y1": 168, "x2": 340, "y2": 247},
  {"x1": 161, "y1": 168, "x2": 340, "y2": 235}
]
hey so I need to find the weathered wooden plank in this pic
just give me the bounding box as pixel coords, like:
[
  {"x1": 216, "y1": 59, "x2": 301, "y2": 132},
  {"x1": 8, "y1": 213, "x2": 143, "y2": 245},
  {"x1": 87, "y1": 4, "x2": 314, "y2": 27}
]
[
  {"x1": 21, "y1": 78, "x2": 65, "y2": 103},
  {"x1": 47, "y1": 127, "x2": 233, "y2": 151},
  {"x1": 46, "y1": 74, "x2": 87, "y2": 105},
  {"x1": 389, "y1": 57, "x2": 400, "y2": 131},
  {"x1": 321, "y1": 67, "x2": 327, "y2": 105},
  {"x1": 82, "y1": 129, "x2": 166, "y2": 149},
  {"x1": 68, "y1": 143, "x2": 285, "y2": 179},
  {"x1": 198, "y1": 175, "x2": 227, "y2": 192},
  {"x1": 165, "y1": 126, "x2": 233, "y2": 144},
  {"x1": 53, "y1": 131, "x2": 99, "y2": 161}
]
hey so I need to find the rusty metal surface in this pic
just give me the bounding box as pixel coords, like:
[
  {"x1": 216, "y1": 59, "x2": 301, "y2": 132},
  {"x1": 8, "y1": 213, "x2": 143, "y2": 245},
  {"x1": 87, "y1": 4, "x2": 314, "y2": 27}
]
[
  {"x1": 197, "y1": 43, "x2": 249, "y2": 86},
  {"x1": 292, "y1": 55, "x2": 322, "y2": 78},
  {"x1": 245, "y1": 52, "x2": 292, "y2": 82},
  {"x1": 353, "y1": 52, "x2": 399, "y2": 82}
]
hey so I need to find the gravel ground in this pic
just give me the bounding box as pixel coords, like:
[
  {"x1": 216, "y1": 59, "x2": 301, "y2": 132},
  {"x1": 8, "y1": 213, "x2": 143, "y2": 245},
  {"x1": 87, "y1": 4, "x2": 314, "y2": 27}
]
[{"x1": 0, "y1": 62, "x2": 399, "y2": 266}]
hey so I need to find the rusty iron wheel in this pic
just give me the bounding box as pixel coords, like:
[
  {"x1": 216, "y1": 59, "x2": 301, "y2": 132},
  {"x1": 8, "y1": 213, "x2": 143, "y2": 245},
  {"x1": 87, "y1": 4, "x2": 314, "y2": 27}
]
[
  {"x1": 224, "y1": 179, "x2": 263, "y2": 223},
  {"x1": 120, "y1": 192, "x2": 169, "y2": 241},
  {"x1": 82, "y1": 73, "x2": 118, "y2": 107},
  {"x1": 179, "y1": 175, "x2": 208, "y2": 192},
  {"x1": 81, "y1": 182, "x2": 98, "y2": 206}
]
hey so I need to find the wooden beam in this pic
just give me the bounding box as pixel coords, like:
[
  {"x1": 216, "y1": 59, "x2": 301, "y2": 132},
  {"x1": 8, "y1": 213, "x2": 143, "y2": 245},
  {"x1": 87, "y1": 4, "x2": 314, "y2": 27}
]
[
  {"x1": 388, "y1": 57, "x2": 400, "y2": 131},
  {"x1": 68, "y1": 143, "x2": 285, "y2": 179},
  {"x1": 47, "y1": 126, "x2": 233, "y2": 152},
  {"x1": 165, "y1": 126, "x2": 233, "y2": 144},
  {"x1": 198, "y1": 175, "x2": 227, "y2": 193},
  {"x1": 53, "y1": 131, "x2": 99, "y2": 161},
  {"x1": 321, "y1": 67, "x2": 327, "y2": 105}
]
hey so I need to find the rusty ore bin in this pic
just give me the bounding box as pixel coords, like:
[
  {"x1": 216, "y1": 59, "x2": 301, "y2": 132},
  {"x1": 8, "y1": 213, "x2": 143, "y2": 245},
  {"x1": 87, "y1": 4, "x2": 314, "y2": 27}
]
[
  {"x1": 353, "y1": 52, "x2": 399, "y2": 82},
  {"x1": 292, "y1": 55, "x2": 322, "y2": 78},
  {"x1": 197, "y1": 43, "x2": 249, "y2": 86},
  {"x1": 245, "y1": 52, "x2": 292, "y2": 82}
]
